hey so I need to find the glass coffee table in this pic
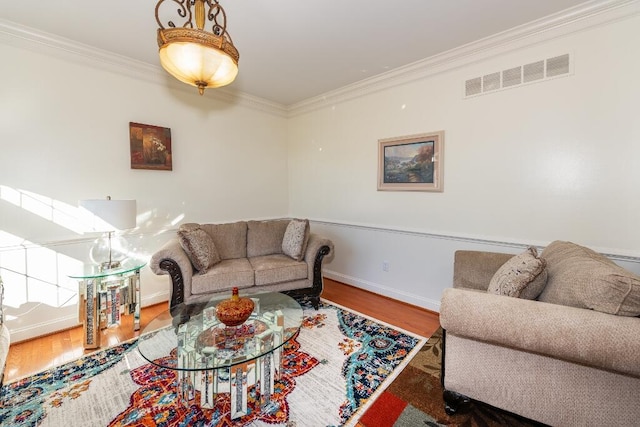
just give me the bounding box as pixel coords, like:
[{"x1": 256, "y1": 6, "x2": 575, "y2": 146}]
[{"x1": 137, "y1": 292, "x2": 303, "y2": 419}]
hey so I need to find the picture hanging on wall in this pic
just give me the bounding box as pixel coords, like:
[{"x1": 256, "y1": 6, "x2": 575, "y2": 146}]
[
  {"x1": 129, "y1": 122, "x2": 172, "y2": 171},
  {"x1": 378, "y1": 131, "x2": 444, "y2": 192}
]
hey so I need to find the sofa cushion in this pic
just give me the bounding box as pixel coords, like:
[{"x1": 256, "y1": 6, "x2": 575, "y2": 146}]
[
  {"x1": 191, "y1": 258, "x2": 254, "y2": 295},
  {"x1": 539, "y1": 241, "x2": 640, "y2": 316},
  {"x1": 282, "y1": 219, "x2": 310, "y2": 261},
  {"x1": 249, "y1": 255, "x2": 308, "y2": 286},
  {"x1": 247, "y1": 220, "x2": 289, "y2": 257},
  {"x1": 201, "y1": 221, "x2": 247, "y2": 260},
  {"x1": 177, "y1": 224, "x2": 220, "y2": 272},
  {"x1": 487, "y1": 247, "x2": 547, "y2": 299}
]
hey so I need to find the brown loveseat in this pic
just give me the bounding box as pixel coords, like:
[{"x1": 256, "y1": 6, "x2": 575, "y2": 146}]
[
  {"x1": 151, "y1": 219, "x2": 334, "y2": 313},
  {"x1": 439, "y1": 241, "x2": 640, "y2": 426}
]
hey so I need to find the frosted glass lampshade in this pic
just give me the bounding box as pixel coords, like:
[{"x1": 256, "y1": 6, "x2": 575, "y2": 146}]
[
  {"x1": 158, "y1": 28, "x2": 239, "y2": 95},
  {"x1": 155, "y1": 0, "x2": 239, "y2": 95}
]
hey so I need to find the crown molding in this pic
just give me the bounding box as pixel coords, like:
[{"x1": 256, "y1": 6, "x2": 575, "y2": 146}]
[
  {"x1": 287, "y1": 0, "x2": 640, "y2": 117},
  {"x1": 0, "y1": 19, "x2": 288, "y2": 118},
  {"x1": 1, "y1": 0, "x2": 638, "y2": 119}
]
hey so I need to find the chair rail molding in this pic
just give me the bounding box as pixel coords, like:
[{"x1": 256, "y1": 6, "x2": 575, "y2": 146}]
[{"x1": 310, "y1": 219, "x2": 640, "y2": 264}]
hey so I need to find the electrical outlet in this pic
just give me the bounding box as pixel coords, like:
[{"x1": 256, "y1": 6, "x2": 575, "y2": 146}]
[{"x1": 382, "y1": 261, "x2": 389, "y2": 272}]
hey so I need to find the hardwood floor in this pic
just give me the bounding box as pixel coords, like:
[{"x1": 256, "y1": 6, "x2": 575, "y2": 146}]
[
  {"x1": 322, "y1": 278, "x2": 440, "y2": 337},
  {"x1": 4, "y1": 278, "x2": 440, "y2": 384}
]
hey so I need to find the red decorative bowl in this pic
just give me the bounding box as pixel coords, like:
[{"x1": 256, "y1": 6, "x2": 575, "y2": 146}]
[{"x1": 215, "y1": 287, "x2": 254, "y2": 327}]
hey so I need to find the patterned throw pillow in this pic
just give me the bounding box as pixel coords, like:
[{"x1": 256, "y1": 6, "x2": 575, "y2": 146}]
[
  {"x1": 282, "y1": 219, "x2": 310, "y2": 261},
  {"x1": 487, "y1": 247, "x2": 548, "y2": 299},
  {"x1": 177, "y1": 223, "x2": 220, "y2": 272}
]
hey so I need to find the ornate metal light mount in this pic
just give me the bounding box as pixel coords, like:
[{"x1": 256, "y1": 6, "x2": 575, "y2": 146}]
[{"x1": 155, "y1": 0, "x2": 239, "y2": 95}]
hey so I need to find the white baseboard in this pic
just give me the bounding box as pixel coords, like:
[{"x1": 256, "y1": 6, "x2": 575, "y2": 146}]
[
  {"x1": 324, "y1": 269, "x2": 442, "y2": 313},
  {"x1": 10, "y1": 315, "x2": 79, "y2": 344},
  {"x1": 10, "y1": 292, "x2": 170, "y2": 343},
  {"x1": 141, "y1": 291, "x2": 170, "y2": 308}
]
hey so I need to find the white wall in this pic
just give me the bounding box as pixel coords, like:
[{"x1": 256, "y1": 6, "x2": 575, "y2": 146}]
[
  {"x1": 288, "y1": 12, "x2": 640, "y2": 310},
  {"x1": 0, "y1": 42, "x2": 289, "y2": 341},
  {"x1": 2, "y1": 5, "x2": 640, "y2": 340}
]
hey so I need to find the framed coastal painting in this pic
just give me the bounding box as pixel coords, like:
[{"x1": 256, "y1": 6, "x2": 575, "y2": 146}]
[
  {"x1": 129, "y1": 122, "x2": 172, "y2": 171},
  {"x1": 377, "y1": 131, "x2": 444, "y2": 192}
]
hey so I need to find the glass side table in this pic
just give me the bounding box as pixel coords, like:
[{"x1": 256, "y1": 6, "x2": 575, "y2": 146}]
[
  {"x1": 69, "y1": 259, "x2": 146, "y2": 349},
  {"x1": 137, "y1": 292, "x2": 303, "y2": 419}
]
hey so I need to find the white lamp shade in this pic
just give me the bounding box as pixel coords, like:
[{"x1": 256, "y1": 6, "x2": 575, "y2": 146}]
[{"x1": 79, "y1": 199, "x2": 137, "y2": 232}]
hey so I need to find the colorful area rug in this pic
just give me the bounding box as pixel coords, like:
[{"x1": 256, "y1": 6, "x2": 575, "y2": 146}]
[
  {"x1": 0, "y1": 300, "x2": 425, "y2": 427},
  {"x1": 357, "y1": 328, "x2": 545, "y2": 427}
]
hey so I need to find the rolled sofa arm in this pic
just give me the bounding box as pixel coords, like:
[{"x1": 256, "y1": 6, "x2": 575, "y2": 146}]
[
  {"x1": 305, "y1": 233, "x2": 334, "y2": 263},
  {"x1": 150, "y1": 239, "x2": 194, "y2": 311},
  {"x1": 305, "y1": 233, "x2": 334, "y2": 283},
  {"x1": 283, "y1": 233, "x2": 334, "y2": 309},
  {"x1": 440, "y1": 288, "x2": 640, "y2": 377}
]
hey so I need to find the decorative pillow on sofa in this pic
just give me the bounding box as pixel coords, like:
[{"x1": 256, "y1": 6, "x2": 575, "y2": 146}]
[
  {"x1": 177, "y1": 223, "x2": 220, "y2": 272},
  {"x1": 487, "y1": 247, "x2": 548, "y2": 299},
  {"x1": 282, "y1": 219, "x2": 310, "y2": 261},
  {"x1": 538, "y1": 240, "x2": 640, "y2": 316}
]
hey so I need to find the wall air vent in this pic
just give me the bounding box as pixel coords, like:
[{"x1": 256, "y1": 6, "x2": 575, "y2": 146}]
[
  {"x1": 523, "y1": 60, "x2": 545, "y2": 83},
  {"x1": 502, "y1": 66, "x2": 522, "y2": 88},
  {"x1": 546, "y1": 54, "x2": 570, "y2": 77},
  {"x1": 464, "y1": 53, "x2": 571, "y2": 98},
  {"x1": 482, "y1": 72, "x2": 501, "y2": 92},
  {"x1": 465, "y1": 77, "x2": 482, "y2": 96}
]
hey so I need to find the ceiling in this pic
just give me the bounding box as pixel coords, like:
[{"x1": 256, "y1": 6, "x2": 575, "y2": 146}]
[{"x1": 2, "y1": 0, "x2": 592, "y2": 106}]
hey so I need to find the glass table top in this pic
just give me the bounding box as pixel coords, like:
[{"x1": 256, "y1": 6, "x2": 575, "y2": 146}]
[
  {"x1": 137, "y1": 292, "x2": 303, "y2": 371},
  {"x1": 68, "y1": 259, "x2": 146, "y2": 279}
]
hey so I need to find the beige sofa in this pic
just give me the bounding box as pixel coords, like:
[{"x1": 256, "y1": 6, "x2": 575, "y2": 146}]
[
  {"x1": 151, "y1": 219, "x2": 334, "y2": 312},
  {"x1": 439, "y1": 241, "x2": 640, "y2": 426}
]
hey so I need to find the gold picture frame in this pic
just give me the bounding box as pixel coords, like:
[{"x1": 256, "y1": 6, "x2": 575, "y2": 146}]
[{"x1": 378, "y1": 131, "x2": 444, "y2": 192}]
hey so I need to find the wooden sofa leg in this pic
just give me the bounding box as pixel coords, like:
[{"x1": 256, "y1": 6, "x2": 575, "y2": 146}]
[
  {"x1": 443, "y1": 389, "x2": 470, "y2": 415},
  {"x1": 310, "y1": 295, "x2": 320, "y2": 309}
]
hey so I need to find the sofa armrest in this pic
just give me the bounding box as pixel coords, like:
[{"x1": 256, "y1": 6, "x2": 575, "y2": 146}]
[
  {"x1": 150, "y1": 239, "x2": 194, "y2": 310},
  {"x1": 453, "y1": 250, "x2": 513, "y2": 290},
  {"x1": 305, "y1": 233, "x2": 334, "y2": 264},
  {"x1": 304, "y1": 233, "x2": 334, "y2": 279},
  {"x1": 281, "y1": 233, "x2": 333, "y2": 309},
  {"x1": 440, "y1": 288, "x2": 640, "y2": 377}
]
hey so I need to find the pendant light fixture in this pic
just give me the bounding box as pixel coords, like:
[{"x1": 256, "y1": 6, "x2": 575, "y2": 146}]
[{"x1": 155, "y1": 0, "x2": 239, "y2": 95}]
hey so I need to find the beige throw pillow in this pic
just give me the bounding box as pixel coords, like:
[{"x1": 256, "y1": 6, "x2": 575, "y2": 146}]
[
  {"x1": 538, "y1": 241, "x2": 640, "y2": 316},
  {"x1": 487, "y1": 247, "x2": 548, "y2": 299},
  {"x1": 282, "y1": 219, "x2": 310, "y2": 261},
  {"x1": 177, "y1": 223, "x2": 220, "y2": 272}
]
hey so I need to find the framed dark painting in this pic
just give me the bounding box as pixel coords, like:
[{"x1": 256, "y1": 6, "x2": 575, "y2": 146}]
[
  {"x1": 378, "y1": 131, "x2": 444, "y2": 192},
  {"x1": 129, "y1": 122, "x2": 172, "y2": 171}
]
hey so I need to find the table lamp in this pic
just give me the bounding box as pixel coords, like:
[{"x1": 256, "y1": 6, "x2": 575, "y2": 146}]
[{"x1": 79, "y1": 196, "x2": 137, "y2": 271}]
